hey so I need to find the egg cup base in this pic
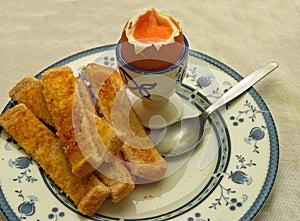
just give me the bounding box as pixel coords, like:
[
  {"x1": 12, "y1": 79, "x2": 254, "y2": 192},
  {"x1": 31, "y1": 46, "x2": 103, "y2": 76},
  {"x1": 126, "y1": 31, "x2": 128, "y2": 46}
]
[{"x1": 132, "y1": 93, "x2": 183, "y2": 129}]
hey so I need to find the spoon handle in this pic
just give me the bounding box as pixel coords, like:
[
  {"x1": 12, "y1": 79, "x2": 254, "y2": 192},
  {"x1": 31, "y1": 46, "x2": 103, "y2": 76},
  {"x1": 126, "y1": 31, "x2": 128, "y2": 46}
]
[{"x1": 206, "y1": 61, "x2": 279, "y2": 115}]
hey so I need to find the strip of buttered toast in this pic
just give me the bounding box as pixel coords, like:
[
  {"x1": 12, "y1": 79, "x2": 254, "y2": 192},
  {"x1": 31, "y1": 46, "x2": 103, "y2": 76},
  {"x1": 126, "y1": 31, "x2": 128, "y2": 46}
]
[
  {"x1": 0, "y1": 104, "x2": 110, "y2": 216},
  {"x1": 11, "y1": 67, "x2": 134, "y2": 202},
  {"x1": 94, "y1": 162, "x2": 134, "y2": 203},
  {"x1": 9, "y1": 76, "x2": 54, "y2": 126},
  {"x1": 42, "y1": 66, "x2": 105, "y2": 177},
  {"x1": 94, "y1": 116, "x2": 135, "y2": 203},
  {"x1": 83, "y1": 63, "x2": 167, "y2": 181},
  {"x1": 94, "y1": 151, "x2": 135, "y2": 204},
  {"x1": 74, "y1": 77, "x2": 136, "y2": 201},
  {"x1": 73, "y1": 77, "x2": 114, "y2": 163},
  {"x1": 48, "y1": 74, "x2": 135, "y2": 202}
]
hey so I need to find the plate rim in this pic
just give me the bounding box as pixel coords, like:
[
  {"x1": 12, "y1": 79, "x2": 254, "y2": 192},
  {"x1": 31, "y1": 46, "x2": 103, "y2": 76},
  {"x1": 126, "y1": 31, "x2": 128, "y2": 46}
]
[
  {"x1": 188, "y1": 49, "x2": 279, "y2": 221},
  {"x1": 0, "y1": 44, "x2": 279, "y2": 221}
]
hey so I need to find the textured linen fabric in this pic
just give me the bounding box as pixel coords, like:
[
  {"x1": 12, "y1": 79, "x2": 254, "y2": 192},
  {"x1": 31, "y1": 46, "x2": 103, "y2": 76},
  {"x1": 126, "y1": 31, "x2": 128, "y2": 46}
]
[{"x1": 0, "y1": 0, "x2": 299, "y2": 220}]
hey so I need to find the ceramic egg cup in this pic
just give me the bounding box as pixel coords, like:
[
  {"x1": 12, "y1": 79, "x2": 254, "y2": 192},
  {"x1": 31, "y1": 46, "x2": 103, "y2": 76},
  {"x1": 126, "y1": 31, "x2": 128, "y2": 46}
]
[{"x1": 116, "y1": 36, "x2": 189, "y2": 129}]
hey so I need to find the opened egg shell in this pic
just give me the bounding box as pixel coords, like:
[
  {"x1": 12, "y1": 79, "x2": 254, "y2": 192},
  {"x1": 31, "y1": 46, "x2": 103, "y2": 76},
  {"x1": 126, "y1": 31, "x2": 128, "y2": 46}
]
[{"x1": 120, "y1": 9, "x2": 185, "y2": 71}]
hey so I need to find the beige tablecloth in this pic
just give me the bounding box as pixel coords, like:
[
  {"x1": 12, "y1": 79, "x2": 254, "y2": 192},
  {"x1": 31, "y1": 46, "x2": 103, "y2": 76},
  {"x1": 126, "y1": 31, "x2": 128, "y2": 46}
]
[{"x1": 0, "y1": 0, "x2": 299, "y2": 220}]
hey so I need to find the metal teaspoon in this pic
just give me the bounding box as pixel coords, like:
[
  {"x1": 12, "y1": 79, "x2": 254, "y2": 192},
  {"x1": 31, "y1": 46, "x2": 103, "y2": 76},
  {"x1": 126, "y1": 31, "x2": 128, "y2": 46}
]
[{"x1": 153, "y1": 61, "x2": 279, "y2": 157}]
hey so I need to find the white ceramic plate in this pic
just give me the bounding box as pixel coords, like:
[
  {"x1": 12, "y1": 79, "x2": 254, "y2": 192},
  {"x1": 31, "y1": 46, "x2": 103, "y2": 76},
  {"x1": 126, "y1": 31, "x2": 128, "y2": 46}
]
[{"x1": 0, "y1": 45, "x2": 279, "y2": 221}]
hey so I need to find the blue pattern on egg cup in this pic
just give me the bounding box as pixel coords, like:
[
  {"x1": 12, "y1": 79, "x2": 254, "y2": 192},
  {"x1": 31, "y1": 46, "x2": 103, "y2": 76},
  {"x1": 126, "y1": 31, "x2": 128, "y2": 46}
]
[{"x1": 116, "y1": 36, "x2": 189, "y2": 128}]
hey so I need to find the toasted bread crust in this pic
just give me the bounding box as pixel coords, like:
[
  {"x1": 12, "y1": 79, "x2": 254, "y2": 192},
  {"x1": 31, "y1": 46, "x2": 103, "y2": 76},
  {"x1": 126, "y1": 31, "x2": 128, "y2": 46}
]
[
  {"x1": 9, "y1": 76, "x2": 37, "y2": 99},
  {"x1": 83, "y1": 64, "x2": 116, "y2": 120},
  {"x1": 9, "y1": 76, "x2": 54, "y2": 126},
  {"x1": 0, "y1": 104, "x2": 110, "y2": 216},
  {"x1": 41, "y1": 66, "x2": 102, "y2": 177},
  {"x1": 2, "y1": 63, "x2": 169, "y2": 216},
  {"x1": 94, "y1": 158, "x2": 135, "y2": 203},
  {"x1": 93, "y1": 114, "x2": 135, "y2": 203},
  {"x1": 73, "y1": 78, "x2": 114, "y2": 164},
  {"x1": 84, "y1": 63, "x2": 168, "y2": 181},
  {"x1": 94, "y1": 115, "x2": 123, "y2": 156}
]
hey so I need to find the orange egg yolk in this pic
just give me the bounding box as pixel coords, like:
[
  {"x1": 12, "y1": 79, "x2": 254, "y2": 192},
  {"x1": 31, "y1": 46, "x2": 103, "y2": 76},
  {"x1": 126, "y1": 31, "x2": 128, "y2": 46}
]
[{"x1": 133, "y1": 10, "x2": 173, "y2": 43}]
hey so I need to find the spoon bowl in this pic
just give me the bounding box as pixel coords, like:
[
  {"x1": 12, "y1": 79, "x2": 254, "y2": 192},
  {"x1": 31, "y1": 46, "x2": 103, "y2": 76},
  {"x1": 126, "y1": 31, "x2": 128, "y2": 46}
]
[{"x1": 152, "y1": 61, "x2": 279, "y2": 157}]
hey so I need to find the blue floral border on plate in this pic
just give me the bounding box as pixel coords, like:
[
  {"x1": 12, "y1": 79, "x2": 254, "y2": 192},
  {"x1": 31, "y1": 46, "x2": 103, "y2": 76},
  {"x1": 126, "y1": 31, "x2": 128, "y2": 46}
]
[
  {"x1": 188, "y1": 50, "x2": 279, "y2": 221},
  {"x1": 0, "y1": 45, "x2": 279, "y2": 221}
]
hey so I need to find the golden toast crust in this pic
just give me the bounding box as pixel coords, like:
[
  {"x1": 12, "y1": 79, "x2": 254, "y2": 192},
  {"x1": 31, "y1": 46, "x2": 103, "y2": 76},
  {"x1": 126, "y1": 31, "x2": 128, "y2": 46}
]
[
  {"x1": 42, "y1": 66, "x2": 103, "y2": 177},
  {"x1": 84, "y1": 63, "x2": 168, "y2": 181},
  {"x1": 1, "y1": 63, "x2": 169, "y2": 216},
  {"x1": 9, "y1": 76, "x2": 54, "y2": 126},
  {"x1": 94, "y1": 159, "x2": 135, "y2": 203},
  {"x1": 0, "y1": 104, "x2": 110, "y2": 216}
]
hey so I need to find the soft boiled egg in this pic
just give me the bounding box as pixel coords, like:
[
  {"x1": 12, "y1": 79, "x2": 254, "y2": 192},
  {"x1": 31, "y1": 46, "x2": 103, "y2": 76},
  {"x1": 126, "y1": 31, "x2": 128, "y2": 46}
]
[{"x1": 120, "y1": 9, "x2": 185, "y2": 71}]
